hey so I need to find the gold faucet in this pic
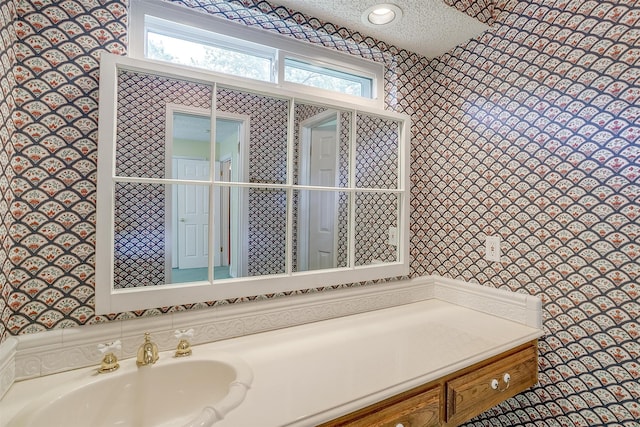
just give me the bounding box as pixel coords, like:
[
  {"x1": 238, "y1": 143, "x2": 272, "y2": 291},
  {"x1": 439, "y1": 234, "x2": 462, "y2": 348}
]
[{"x1": 136, "y1": 333, "x2": 159, "y2": 367}]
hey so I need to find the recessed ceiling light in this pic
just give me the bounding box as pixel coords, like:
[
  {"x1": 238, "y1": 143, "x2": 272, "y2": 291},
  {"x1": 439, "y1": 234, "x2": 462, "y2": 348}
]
[{"x1": 362, "y1": 3, "x2": 402, "y2": 27}]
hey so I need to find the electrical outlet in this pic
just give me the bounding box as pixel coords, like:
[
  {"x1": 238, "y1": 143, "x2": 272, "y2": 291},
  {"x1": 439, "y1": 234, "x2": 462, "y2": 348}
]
[
  {"x1": 486, "y1": 235, "x2": 501, "y2": 262},
  {"x1": 388, "y1": 226, "x2": 398, "y2": 246}
]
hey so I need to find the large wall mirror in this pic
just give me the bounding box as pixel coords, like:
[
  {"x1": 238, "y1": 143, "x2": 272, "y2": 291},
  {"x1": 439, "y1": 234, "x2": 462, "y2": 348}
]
[{"x1": 96, "y1": 54, "x2": 410, "y2": 314}]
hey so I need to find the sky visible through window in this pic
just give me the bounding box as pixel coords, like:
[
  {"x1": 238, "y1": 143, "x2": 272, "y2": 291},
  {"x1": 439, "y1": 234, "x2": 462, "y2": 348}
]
[
  {"x1": 147, "y1": 32, "x2": 272, "y2": 81},
  {"x1": 147, "y1": 32, "x2": 369, "y2": 97}
]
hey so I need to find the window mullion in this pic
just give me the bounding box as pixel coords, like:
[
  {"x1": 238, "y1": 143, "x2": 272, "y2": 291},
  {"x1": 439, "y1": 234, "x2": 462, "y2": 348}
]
[
  {"x1": 285, "y1": 98, "x2": 295, "y2": 275},
  {"x1": 209, "y1": 83, "x2": 218, "y2": 284},
  {"x1": 348, "y1": 109, "x2": 358, "y2": 269},
  {"x1": 275, "y1": 49, "x2": 284, "y2": 84}
]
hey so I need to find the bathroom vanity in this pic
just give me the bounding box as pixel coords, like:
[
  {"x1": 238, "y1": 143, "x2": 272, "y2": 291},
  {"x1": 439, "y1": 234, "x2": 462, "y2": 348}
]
[
  {"x1": 0, "y1": 278, "x2": 543, "y2": 427},
  {"x1": 320, "y1": 341, "x2": 538, "y2": 426},
  {"x1": 208, "y1": 297, "x2": 542, "y2": 427}
]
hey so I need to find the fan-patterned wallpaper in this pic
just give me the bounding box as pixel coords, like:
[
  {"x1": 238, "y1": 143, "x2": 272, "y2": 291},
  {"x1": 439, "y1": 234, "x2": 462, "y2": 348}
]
[
  {"x1": 0, "y1": 0, "x2": 17, "y2": 342},
  {"x1": 427, "y1": 1, "x2": 639, "y2": 426},
  {"x1": 0, "y1": 0, "x2": 638, "y2": 425}
]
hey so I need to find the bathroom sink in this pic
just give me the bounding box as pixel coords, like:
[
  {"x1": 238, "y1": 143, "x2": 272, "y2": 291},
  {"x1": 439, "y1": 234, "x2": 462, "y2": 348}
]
[{"x1": 8, "y1": 352, "x2": 253, "y2": 427}]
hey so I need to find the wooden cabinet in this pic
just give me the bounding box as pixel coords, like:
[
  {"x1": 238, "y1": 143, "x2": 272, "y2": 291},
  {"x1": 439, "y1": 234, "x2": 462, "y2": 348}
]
[
  {"x1": 321, "y1": 385, "x2": 441, "y2": 427},
  {"x1": 445, "y1": 344, "x2": 538, "y2": 425},
  {"x1": 320, "y1": 341, "x2": 538, "y2": 427}
]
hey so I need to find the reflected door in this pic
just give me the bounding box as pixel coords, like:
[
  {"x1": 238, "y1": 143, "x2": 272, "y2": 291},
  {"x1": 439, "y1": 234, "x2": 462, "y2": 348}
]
[
  {"x1": 309, "y1": 126, "x2": 338, "y2": 269},
  {"x1": 303, "y1": 115, "x2": 339, "y2": 270},
  {"x1": 177, "y1": 159, "x2": 209, "y2": 269}
]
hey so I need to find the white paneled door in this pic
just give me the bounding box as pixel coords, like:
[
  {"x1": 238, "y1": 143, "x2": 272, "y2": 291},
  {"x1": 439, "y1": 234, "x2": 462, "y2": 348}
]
[
  {"x1": 176, "y1": 158, "x2": 210, "y2": 269},
  {"x1": 308, "y1": 125, "x2": 338, "y2": 270}
]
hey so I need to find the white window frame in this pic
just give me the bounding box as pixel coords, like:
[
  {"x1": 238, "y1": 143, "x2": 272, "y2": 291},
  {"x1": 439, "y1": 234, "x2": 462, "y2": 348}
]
[
  {"x1": 96, "y1": 53, "x2": 409, "y2": 314},
  {"x1": 129, "y1": 0, "x2": 384, "y2": 108}
]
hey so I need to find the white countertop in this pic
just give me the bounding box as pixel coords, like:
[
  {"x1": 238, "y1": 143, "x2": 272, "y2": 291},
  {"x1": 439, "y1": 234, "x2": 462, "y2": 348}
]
[{"x1": 0, "y1": 299, "x2": 543, "y2": 427}]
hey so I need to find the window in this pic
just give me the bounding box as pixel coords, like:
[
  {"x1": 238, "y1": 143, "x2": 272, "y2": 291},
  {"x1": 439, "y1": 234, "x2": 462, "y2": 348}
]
[
  {"x1": 284, "y1": 57, "x2": 373, "y2": 97},
  {"x1": 130, "y1": 0, "x2": 384, "y2": 107},
  {"x1": 144, "y1": 16, "x2": 275, "y2": 82}
]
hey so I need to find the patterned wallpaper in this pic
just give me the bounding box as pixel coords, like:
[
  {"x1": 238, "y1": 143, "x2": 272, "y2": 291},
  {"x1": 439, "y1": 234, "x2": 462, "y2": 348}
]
[
  {"x1": 0, "y1": 0, "x2": 637, "y2": 425},
  {"x1": 354, "y1": 114, "x2": 400, "y2": 265},
  {"x1": 426, "y1": 1, "x2": 639, "y2": 425},
  {"x1": 0, "y1": 0, "x2": 17, "y2": 343},
  {"x1": 6, "y1": 0, "x2": 127, "y2": 332}
]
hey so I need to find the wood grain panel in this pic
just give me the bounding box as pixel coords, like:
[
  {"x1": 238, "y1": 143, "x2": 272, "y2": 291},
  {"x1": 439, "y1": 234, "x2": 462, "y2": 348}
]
[
  {"x1": 323, "y1": 386, "x2": 441, "y2": 427},
  {"x1": 445, "y1": 345, "x2": 538, "y2": 425}
]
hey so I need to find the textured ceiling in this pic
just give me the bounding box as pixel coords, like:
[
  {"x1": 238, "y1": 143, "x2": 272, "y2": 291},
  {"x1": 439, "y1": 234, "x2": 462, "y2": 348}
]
[{"x1": 269, "y1": 0, "x2": 491, "y2": 58}]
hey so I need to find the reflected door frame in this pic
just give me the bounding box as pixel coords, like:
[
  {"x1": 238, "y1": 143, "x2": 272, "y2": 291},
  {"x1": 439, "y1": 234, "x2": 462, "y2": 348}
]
[
  {"x1": 216, "y1": 112, "x2": 250, "y2": 279},
  {"x1": 164, "y1": 104, "x2": 249, "y2": 282},
  {"x1": 298, "y1": 110, "x2": 340, "y2": 271}
]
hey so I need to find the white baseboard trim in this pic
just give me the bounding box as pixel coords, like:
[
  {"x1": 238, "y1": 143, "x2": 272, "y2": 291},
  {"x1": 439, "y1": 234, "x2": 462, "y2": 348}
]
[
  {"x1": 0, "y1": 275, "x2": 541, "y2": 398},
  {"x1": 432, "y1": 277, "x2": 542, "y2": 329}
]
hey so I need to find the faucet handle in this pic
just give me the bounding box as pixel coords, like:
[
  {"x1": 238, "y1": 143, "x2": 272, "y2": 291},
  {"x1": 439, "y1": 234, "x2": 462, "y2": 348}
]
[
  {"x1": 97, "y1": 340, "x2": 121, "y2": 373},
  {"x1": 174, "y1": 329, "x2": 193, "y2": 357}
]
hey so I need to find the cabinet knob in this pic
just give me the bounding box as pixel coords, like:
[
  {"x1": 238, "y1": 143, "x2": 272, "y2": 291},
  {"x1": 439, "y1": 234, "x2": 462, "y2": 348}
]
[
  {"x1": 395, "y1": 424, "x2": 405, "y2": 427},
  {"x1": 490, "y1": 373, "x2": 511, "y2": 392}
]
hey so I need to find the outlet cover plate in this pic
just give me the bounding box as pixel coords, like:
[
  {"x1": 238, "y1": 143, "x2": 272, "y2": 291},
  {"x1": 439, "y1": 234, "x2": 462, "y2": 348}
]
[
  {"x1": 486, "y1": 235, "x2": 501, "y2": 262},
  {"x1": 388, "y1": 226, "x2": 398, "y2": 246}
]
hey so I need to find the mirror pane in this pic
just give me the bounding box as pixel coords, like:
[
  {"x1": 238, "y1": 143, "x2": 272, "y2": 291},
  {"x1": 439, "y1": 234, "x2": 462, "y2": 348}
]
[
  {"x1": 293, "y1": 190, "x2": 348, "y2": 272},
  {"x1": 170, "y1": 181, "x2": 211, "y2": 284},
  {"x1": 355, "y1": 113, "x2": 399, "y2": 189},
  {"x1": 247, "y1": 188, "x2": 288, "y2": 276},
  {"x1": 114, "y1": 182, "x2": 172, "y2": 288},
  {"x1": 354, "y1": 192, "x2": 399, "y2": 266},
  {"x1": 172, "y1": 112, "x2": 211, "y2": 177},
  {"x1": 114, "y1": 181, "x2": 241, "y2": 287},
  {"x1": 115, "y1": 69, "x2": 213, "y2": 179},
  {"x1": 216, "y1": 87, "x2": 289, "y2": 184},
  {"x1": 293, "y1": 103, "x2": 351, "y2": 187}
]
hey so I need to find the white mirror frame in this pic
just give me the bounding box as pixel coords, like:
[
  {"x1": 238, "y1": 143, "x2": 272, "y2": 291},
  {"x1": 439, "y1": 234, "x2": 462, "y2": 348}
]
[{"x1": 96, "y1": 53, "x2": 410, "y2": 314}]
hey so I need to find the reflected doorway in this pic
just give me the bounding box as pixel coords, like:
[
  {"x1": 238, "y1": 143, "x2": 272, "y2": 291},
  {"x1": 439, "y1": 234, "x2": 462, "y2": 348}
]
[
  {"x1": 165, "y1": 105, "x2": 248, "y2": 283},
  {"x1": 298, "y1": 110, "x2": 339, "y2": 271}
]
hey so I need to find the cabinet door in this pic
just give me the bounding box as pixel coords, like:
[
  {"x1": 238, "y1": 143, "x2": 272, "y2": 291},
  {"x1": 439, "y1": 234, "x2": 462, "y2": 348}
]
[
  {"x1": 446, "y1": 345, "x2": 538, "y2": 425},
  {"x1": 338, "y1": 386, "x2": 440, "y2": 427}
]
